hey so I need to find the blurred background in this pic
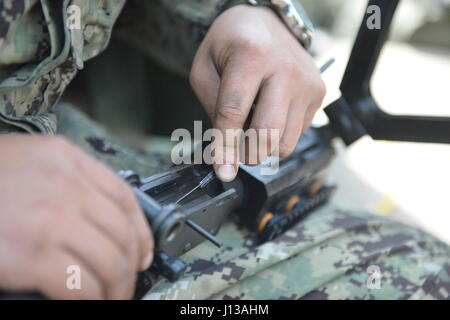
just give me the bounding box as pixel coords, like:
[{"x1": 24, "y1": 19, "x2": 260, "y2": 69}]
[{"x1": 304, "y1": 0, "x2": 450, "y2": 244}]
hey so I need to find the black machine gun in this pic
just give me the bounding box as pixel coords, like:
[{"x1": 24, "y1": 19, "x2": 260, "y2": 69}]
[
  {"x1": 130, "y1": 0, "x2": 450, "y2": 298},
  {"x1": 2, "y1": 0, "x2": 449, "y2": 300},
  {"x1": 124, "y1": 125, "x2": 336, "y2": 298}
]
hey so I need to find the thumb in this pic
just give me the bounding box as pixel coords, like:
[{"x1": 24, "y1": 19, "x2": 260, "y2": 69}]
[{"x1": 212, "y1": 62, "x2": 261, "y2": 181}]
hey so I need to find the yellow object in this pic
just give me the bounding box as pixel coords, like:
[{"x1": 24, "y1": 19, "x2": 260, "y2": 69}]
[
  {"x1": 258, "y1": 212, "x2": 274, "y2": 232},
  {"x1": 373, "y1": 194, "x2": 396, "y2": 216},
  {"x1": 308, "y1": 180, "x2": 323, "y2": 197},
  {"x1": 285, "y1": 195, "x2": 301, "y2": 212}
]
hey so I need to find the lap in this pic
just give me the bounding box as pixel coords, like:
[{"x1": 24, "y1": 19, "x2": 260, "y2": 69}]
[
  {"x1": 56, "y1": 103, "x2": 450, "y2": 300},
  {"x1": 146, "y1": 207, "x2": 450, "y2": 300}
]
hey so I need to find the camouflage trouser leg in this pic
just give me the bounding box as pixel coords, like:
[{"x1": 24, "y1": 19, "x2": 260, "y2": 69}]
[{"x1": 57, "y1": 104, "x2": 450, "y2": 300}]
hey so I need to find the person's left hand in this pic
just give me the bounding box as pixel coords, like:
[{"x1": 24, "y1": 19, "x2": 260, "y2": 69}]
[{"x1": 190, "y1": 4, "x2": 326, "y2": 182}]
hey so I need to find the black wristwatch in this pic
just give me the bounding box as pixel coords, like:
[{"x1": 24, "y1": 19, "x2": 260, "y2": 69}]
[{"x1": 224, "y1": 0, "x2": 315, "y2": 50}]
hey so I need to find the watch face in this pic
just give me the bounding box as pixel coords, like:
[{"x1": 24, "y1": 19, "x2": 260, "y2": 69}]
[{"x1": 272, "y1": 0, "x2": 314, "y2": 49}]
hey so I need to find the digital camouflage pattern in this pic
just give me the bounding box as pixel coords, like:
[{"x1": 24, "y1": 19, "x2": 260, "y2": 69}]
[
  {"x1": 1, "y1": 1, "x2": 450, "y2": 300},
  {"x1": 0, "y1": 0, "x2": 124, "y2": 133},
  {"x1": 0, "y1": 0, "x2": 246, "y2": 134},
  {"x1": 146, "y1": 201, "x2": 450, "y2": 300}
]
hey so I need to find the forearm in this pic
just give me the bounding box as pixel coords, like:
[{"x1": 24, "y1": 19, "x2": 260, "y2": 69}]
[
  {"x1": 0, "y1": 0, "x2": 126, "y2": 134},
  {"x1": 115, "y1": 0, "x2": 248, "y2": 77},
  {"x1": 0, "y1": 0, "x2": 249, "y2": 134}
]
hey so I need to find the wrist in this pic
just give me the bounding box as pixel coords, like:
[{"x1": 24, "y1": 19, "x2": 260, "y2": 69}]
[
  {"x1": 221, "y1": 0, "x2": 273, "y2": 16},
  {"x1": 222, "y1": 0, "x2": 252, "y2": 12},
  {"x1": 220, "y1": 0, "x2": 314, "y2": 51}
]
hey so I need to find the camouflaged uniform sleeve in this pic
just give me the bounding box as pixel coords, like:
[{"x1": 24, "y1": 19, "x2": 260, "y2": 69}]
[
  {"x1": 0, "y1": 0, "x2": 126, "y2": 134},
  {"x1": 115, "y1": 0, "x2": 248, "y2": 77}
]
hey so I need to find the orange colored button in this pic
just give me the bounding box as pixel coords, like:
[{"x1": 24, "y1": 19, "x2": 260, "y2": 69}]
[
  {"x1": 285, "y1": 195, "x2": 301, "y2": 212},
  {"x1": 308, "y1": 180, "x2": 323, "y2": 197},
  {"x1": 257, "y1": 212, "x2": 274, "y2": 233}
]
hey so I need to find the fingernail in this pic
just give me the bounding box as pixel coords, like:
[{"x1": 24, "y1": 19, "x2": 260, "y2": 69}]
[
  {"x1": 217, "y1": 165, "x2": 236, "y2": 182},
  {"x1": 141, "y1": 252, "x2": 153, "y2": 271}
]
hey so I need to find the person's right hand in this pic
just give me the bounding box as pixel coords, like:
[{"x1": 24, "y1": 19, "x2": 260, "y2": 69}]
[{"x1": 0, "y1": 135, "x2": 153, "y2": 299}]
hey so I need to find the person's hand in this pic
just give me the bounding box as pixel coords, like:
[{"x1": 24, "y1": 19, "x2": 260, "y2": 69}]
[
  {"x1": 0, "y1": 135, "x2": 153, "y2": 299},
  {"x1": 190, "y1": 5, "x2": 326, "y2": 181}
]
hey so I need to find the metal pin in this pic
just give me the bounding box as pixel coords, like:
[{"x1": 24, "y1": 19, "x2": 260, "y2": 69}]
[
  {"x1": 174, "y1": 171, "x2": 216, "y2": 205},
  {"x1": 320, "y1": 57, "x2": 335, "y2": 73},
  {"x1": 185, "y1": 219, "x2": 222, "y2": 248}
]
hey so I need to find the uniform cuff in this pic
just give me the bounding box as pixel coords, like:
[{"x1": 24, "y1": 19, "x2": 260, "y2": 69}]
[{"x1": 221, "y1": 0, "x2": 252, "y2": 13}]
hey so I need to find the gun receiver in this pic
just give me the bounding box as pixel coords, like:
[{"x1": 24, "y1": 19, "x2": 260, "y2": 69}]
[{"x1": 126, "y1": 126, "x2": 336, "y2": 298}]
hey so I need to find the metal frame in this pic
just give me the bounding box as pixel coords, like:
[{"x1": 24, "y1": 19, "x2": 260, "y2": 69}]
[{"x1": 325, "y1": 0, "x2": 450, "y2": 145}]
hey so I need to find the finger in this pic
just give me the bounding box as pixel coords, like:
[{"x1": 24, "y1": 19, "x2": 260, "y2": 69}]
[
  {"x1": 303, "y1": 105, "x2": 317, "y2": 131},
  {"x1": 33, "y1": 249, "x2": 104, "y2": 300},
  {"x1": 79, "y1": 181, "x2": 141, "y2": 274},
  {"x1": 213, "y1": 59, "x2": 263, "y2": 181},
  {"x1": 303, "y1": 75, "x2": 326, "y2": 130},
  {"x1": 68, "y1": 145, "x2": 153, "y2": 270},
  {"x1": 247, "y1": 75, "x2": 290, "y2": 165},
  {"x1": 190, "y1": 52, "x2": 221, "y2": 120},
  {"x1": 302, "y1": 94, "x2": 324, "y2": 131},
  {"x1": 278, "y1": 100, "x2": 309, "y2": 158},
  {"x1": 63, "y1": 219, "x2": 136, "y2": 300}
]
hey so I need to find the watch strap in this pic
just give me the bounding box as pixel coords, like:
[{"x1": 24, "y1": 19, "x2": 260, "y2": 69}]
[
  {"x1": 222, "y1": 0, "x2": 273, "y2": 13},
  {"x1": 221, "y1": 0, "x2": 312, "y2": 50}
]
